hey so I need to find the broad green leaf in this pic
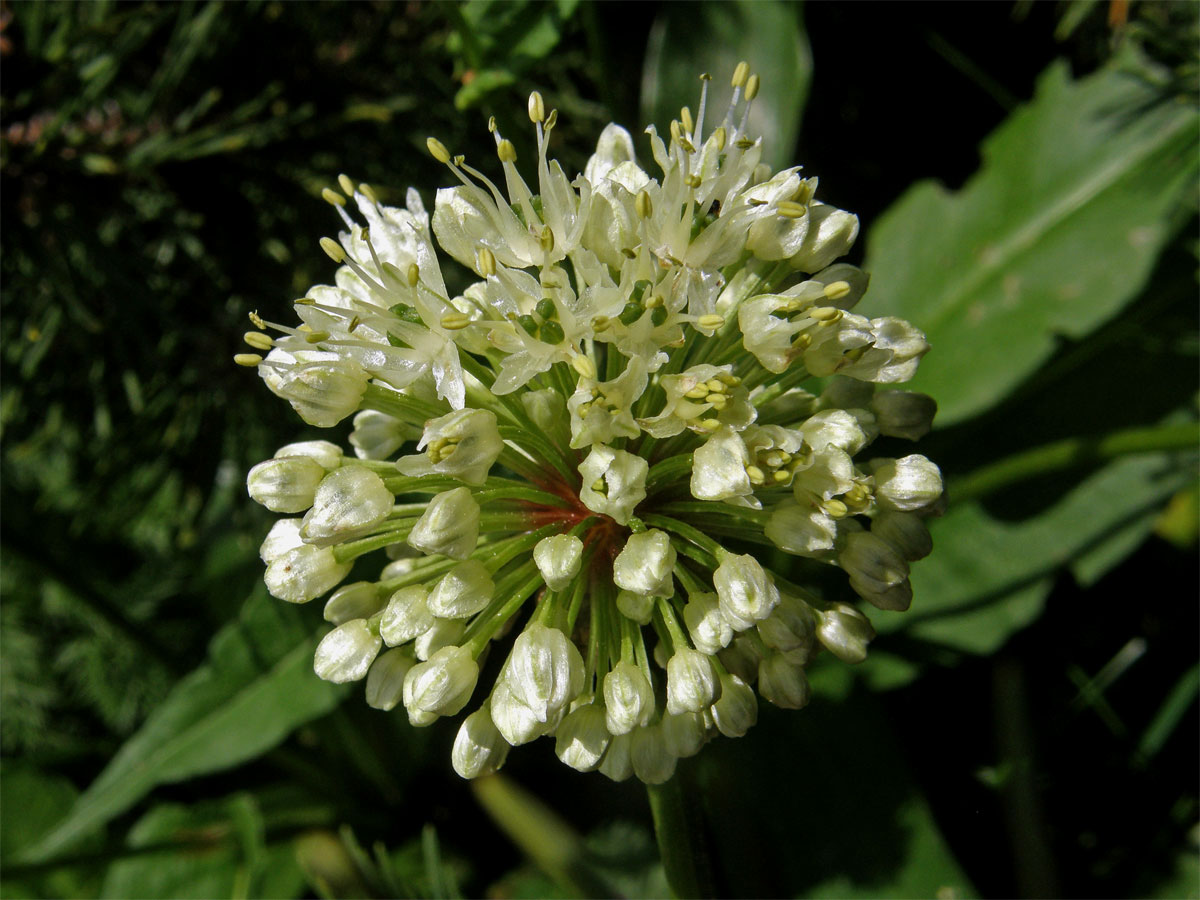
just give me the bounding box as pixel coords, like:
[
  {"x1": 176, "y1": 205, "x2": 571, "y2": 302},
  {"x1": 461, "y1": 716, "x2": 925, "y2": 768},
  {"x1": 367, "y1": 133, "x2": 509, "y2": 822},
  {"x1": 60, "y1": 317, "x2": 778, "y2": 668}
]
[
  {"x1": 640, "y1": 0, "x2": 811, "y2": 173},
  {"x1": 870, "y1": 448, "x2": 1196, "y2": 658},
  {"x1": 20, "y1": 592, "x2": 348, "y2": 864},
  {"x1": 863, "y1": 52, "x2": 1198, "y2": 426},
  {"x1": 100, "y1": 796, "x2": 307, "y2": 900}
]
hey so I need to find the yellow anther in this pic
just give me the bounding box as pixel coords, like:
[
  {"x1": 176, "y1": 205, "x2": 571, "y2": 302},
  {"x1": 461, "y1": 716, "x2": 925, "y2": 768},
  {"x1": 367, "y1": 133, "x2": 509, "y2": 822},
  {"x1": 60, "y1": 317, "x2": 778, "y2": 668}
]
[
  {"x1": 440, "y1": 312, "x2": 471, "y2": 330},
  {"x1": 527, "y1": 91, "x2": 545, "y2": 124},
  {"x1": 407, "y1": 262, "x2": 420, "y2": 287},
  {"x1": 681, "y1": 106, "x2": 694, "y2": 135},
  {"x1": 319, "y1": 237, "x2": 345, "y2": 262},
  {"x1": 234, "y1": 353, "x2": 263, "y2": 367},
  {"x1": 736, "y1": 137, "x2": 756, "y2": 150},
  {"x1": 711, "y1": 126, "x2": 727, "y2": 152},
  {"x1": 322, "y1": 187, "x2": 346, "y2": 207},
  {"x1": 823, "y1": 499, "x2": 849, "y2": 518},
  {"x1": 248, "y1": 311, "x2": 267, "y2": 329},
  {"x1": 698, "y1": 418, "x2": 722, "y2": 432},
  {"x1": 337, "y1": 174, "x2": 355, "y2": 195},
  {"x1": 705, "y1": 393, "x2": 728, "y2": 407},
  {"x1": 769, "y1": 470, "x2": 788, "y2": 484},
  {"x1": 294, "y1": 298, "x2": 315, "y2": 306},
  {"x1": 823, "y1": 280, "x2": 852, "y2": 301},
  {"x1": 792, "y1": 333, "x2": 813, "y2": 350},
  {"x1": 497, "y1": 139, "x2": 517, "y2": 163},
  {"x1": 732, "y1": 61, "x2": 750, "y2": 88},
  {"x1": 745, "y1": 73, "x2": 760, "y2": 101},
  {"x1": 844, "y1": 484, "x2": 869, "y2": 505},
  {"x1": 746, "y1": 465, "x2": 766, "y2": 485},
  {"x1": 453, "y1": 154, "x2": 465, "y2": 166},
  {"x1": 685, "y1": 386, "x2": 710, "y2": 400},
  {"x1": 438, "y1": 444, "x2": 458, "y2": 461},
  {"x1": 635, "y1": 189, "x2": 653, "y2": 220},
  {"x1": 305, "y1": 330, "x2": 330, "y2": 343},
  {"x1": 777, "y1": 200, "x2": 808, "y2": 218},
  {"x1": 347, "y1": 315, "x2": 361, "y2": 332},
  {"x1": 358, "y1": 183, "x2": 379, "y2": 204},
  {"x1": 592, "y1": 478, "x2": 607, "y2": 493},
  {"x1": 843, "y1": 345, "x2": 868, "y2": 362},
  {"x1": 697, "y1": 314, "x2": 725, "y2": 332},
  {"x1": 571, "y1": 354, "x2": 597, "y2": 380},
  {"x1": 577, "y1": 401, "x2": 593, "y2": 417},
  {"x1": 243, "y1": 331, "x2": 273, "y2": 350},
  {"x1": 477, "y1": 247, "x2": 497, "y2": 278},
  {"x1": 487, "y1": 116, "x2": 497, "y2": 133},
  {"x1": 718, "y1": 373, "x2": 741, "y2": 386},
  {"x1": 670, "y1": 119, "x2": 683, "y2": 144},
  {"x1": 705, "y1": 379, "x2": 726, "y2": 393},
  {"x1": 685, "y1": 173, "x2": 702, "y2": 189},
  {"x1": 809, "y1": 306, "x2": 842, "y2": 323},
  {"x1": 426, "y1": 137, "x2": 451, "y2": 164},
  {"x1": 545, "y1": 109, "x2": 558, "y2": 130},
  {"x1": 539, "y1": 225, "x2": 555, "y2": 253},
  {"x1": 592, "y1": 315, "x2": 610, "y2": 333}
]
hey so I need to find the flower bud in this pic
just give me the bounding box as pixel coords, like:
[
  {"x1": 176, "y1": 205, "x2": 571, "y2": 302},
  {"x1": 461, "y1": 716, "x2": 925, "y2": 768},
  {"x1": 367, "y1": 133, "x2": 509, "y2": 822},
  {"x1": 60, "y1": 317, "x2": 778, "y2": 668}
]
[
  {"x1": 313, "y1": 619, "x2": 382, "y2": 684},
  {"x1": 274, "y1": 439, "x2": 344, "y2": 470},
  {"x1": 402, "y1": 645, "x2": 479, "y2": 726},
  {"x1": 260, "y1": 518, "x2": 303, "y2": 563},
  {"x1": 598, "y1": 732, "x2": 633, "y2": 782},
  {"x1": 577, "y1": 445, "x2": 648, "y2": 525},
  {"x1": 349, "y1": 410, "x2": 415, "y2": 460},
  {"x1": 555, "y1": 702, "x2": 612, "y2": 772},
  {"x1": 661, "y1": 710, "x2": 707, "y2": 758},
  {"x1": 711, "y1": 671, "x2": 757, "y2": 737},
  {"x1": 872, "y1": 455, "x2": 943, "y2": 513},
  {"x1": 871, "y1": 511, "x2": 933, "y2": 561},
  {"x1": 757, "y1": 591, "x2": 816, "y2": 652},
  {"x1": 871, "y1": 391, "x2": 937, "y2": 441},
  {"x1": 323, "y1": 581, "x2": 385, "y2": 625},
  {"x1": 365, "y1": 648, "x2": 416, "y2": 711},
  {"x1": 616, "y1": 590, "x2": 655, "y2": 625},
  {"x1": 718, "y1": 633, "x2": 767, "y2": 684},
  {"x1": 452, "y1": 706, "x2": 510, "y2": 779},
  {"x1": 603, "y1": 661, "x2": 655, "y2": 735},
  {"x1": 396, "y1": 408, "x2": 503, "y2": 485},
  {"x1": 407, "y1": 487, "x2": 480, "y2": 560},
  {"x1": 839, "y1": 530, "x2": 912, "y2": 611},
  {"x1": 427, "y1": 559, "x2": 494, "y2": 618},
  {"x1": 683, "y1": 592, "x2": 734, "y2": 655},
  {"x1": 713, "y1": 550, "x2": 780, "y2": 631},
  {"x1": 690, "y1": 426, "x2": 752, "y2": 503},
  {"x1": 520, "y1": 387, "x2": 567, "y2": 435},
  {"x1": 788, "y1": 202, "x2": 859, "y2": 273},
  {"x1": 533, "y1": 534, "x2": 583, "y2": 592},
  {"x1": 613, "y1": 529, "x2": 676, "y2": 597},
  {"x1": 666, "y1": 648, "x2": 720, "y2": 715},
  {"x1": 264, "y1": 352, "x2": 369, "y2": 427},
  {"x1": 490, "y1": 681, "x2": 559, "y2": 746},
  {"x1": 265, "y1": 544, "x2": 352, "y2": 603},
  {"x1": 631, "y1": 724, "x2": 677, "y2": 784},
  {"x1": 503, "y1": 623, "x2": 585, "y2": 726},
  {"x1": 301, "y1": 467, "x2": 394, "y2": 545},
  {"x1": 800, "y1": 409, "x2": 869, "y2": 454},
  {"x1": 815, "y1": 602, "x2": 875, "y2": 664},
  {"x1": 247, "y1": 456, "x2": 327, "y2": 513},
  {"x1": 380, "y1": 585, "x2": 435, "y2": 646},
  {"x1": 414, "y1": 619, "x2": 466, "y2": 661},
  {"x1": 757, "y1": 653, "x2": 811, "y2": 709}
]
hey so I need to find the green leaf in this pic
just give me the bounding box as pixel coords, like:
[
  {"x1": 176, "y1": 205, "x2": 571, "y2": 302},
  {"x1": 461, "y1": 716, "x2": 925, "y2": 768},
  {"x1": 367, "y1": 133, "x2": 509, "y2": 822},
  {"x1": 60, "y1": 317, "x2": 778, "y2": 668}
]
[
  {"x1": 640, "y1": 0, "x2": 811, "y2": 173},
  {"x1": 19, "y1": 592, "x2": 348, "y2": 864},
  {"x1": 99, "y1": 796, "x2": 307, "y2": 900},
  {"x1": 871, "y1": 448, "x2": 1196, "y2": 659},
  {"x1": 863, "y1": 52, "x2": 1198, "y2": 426}
]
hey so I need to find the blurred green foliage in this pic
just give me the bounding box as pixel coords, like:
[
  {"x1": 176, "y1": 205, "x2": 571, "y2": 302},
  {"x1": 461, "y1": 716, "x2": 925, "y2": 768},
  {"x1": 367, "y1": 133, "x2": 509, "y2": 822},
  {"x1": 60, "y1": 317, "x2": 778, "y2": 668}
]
[{"x1": 2, "y1": 2, "x2": 1197, "y2": 898}]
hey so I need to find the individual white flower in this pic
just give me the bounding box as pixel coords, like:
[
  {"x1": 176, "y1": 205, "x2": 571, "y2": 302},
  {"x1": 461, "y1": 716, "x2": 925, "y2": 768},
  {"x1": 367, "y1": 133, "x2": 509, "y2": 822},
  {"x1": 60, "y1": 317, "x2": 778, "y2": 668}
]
[
  {"x1": 603, "y1": 660, "x2": 655, "y2": 735},
  {"x1": 402, "y1": 645, "x2": 479, "y2": 726},
  {"x1": 247, "y1": 456, "x2": 327, "y2": 513},
  {"x1": 871, "y1": 455, "x2": 944, "y2": 512},
  {"x1": 324, "y1": 581, "x2": 385, "y2": 625},
  {"x1": 577, "y1": 445, "x2": 647, "y2": 525},
  {"x1": 274, "y1": 440, "x2": 344, "y2": 470},
  {"x1": 365, "y1": 648, "x2": 416, "y2": 711},
  {"x1": 555, "y1": 703, "x2": 611, "y2": 772},
  {"x1": 396, "y1": 408, "x2": 503, "y2": 485},
  {"x1": 264, "y1": 544, "x2": 352, "y2": 604},
  {"x1": 349, "y1": 410, "x2": 416, "y2": 460},
  {"x1": 453, "y1": 706, "x2": 511, "y2": 778},
  {"x1": 426, "y1": 560, "x2": 494, "y2": 618},
  {"x1": 314, "y1": 619, "x2": 383, "y2": 684},
  {"x1": 666, "y1": 647, "x2": 720, "y2": 715},
  {"x1": 713, "y1": 550, "x2": 780, "y2": 631},
  {"x1": 379, "y1": 585, "x2": 435, "y2": 646},
  {"x1": 533, "y1": 534, "x2": 584, "y2": 592},
  {"x1": 500, "y1": 623, "x2": 585, "y2": 726},
  {"x1": 612, "y1": 529, "x2": 676, "y2": 597},
  {"x1": 711, "y1": 671, "x2": 757, "y2": 738},
  {"x1": 301, "y1": 467, "x2": 395, "y2": 545}
]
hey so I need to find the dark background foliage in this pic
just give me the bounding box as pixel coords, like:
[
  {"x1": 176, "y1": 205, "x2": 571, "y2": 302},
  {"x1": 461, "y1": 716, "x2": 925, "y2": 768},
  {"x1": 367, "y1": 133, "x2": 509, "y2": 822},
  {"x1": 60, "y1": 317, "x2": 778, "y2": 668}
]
[{"x1": 2, "y1": 2, "x2": 1196, "y2": 898}]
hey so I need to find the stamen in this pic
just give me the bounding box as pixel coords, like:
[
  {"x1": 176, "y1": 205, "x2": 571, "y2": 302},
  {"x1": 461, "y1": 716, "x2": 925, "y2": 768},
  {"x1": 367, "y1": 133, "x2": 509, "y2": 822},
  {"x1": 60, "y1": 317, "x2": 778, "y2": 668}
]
[
  {"x1": 337, "y1": 173, "x2": 355, "y2": 196},
  {"x1": 823, "y1": 281, "x2": 852, "y2": 301},
  {"x1": 321, "y1": 187, "x2": 346, "y2": 207},
  {"x1": 731, "y1": 61, "x2": 750, "y2": 88},
  {"x1": 528, "y1": 91, "x2": 545, "y2": 124},
  {"x1": 635, "y1": 190, "x2": 653, "y2": 219},
  {"x1": 426, "y1": 137, "x2": 451, "y2": 164},
  {"x1": 244, "y1": 331, "x2": 274, "y2": 350},
  {"x1": 234, "y1": 353, "x2": 263, "y2": 367},
  {"x1": 571, "y1": 354, "x2": 597, "y2": 380},
  {"x1": 777, "y1": 200, "x2": 807, "y2": 219},
  {"x1": 319, "y1": 237, "x2": 346, "y2": 263},
  {"x1": 696, "y1": 314, "x2": 724, "y2": 331},
  {"x1": 441, "y1": 312, "x2": 471, "y2": 330},
  {"x1": 477, "y1": 247, "x2": 497, "y2": 278}
]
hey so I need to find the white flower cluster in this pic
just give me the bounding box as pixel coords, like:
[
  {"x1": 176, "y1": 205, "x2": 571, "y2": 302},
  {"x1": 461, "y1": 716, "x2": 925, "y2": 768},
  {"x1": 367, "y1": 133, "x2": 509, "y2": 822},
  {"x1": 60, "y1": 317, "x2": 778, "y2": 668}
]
[{"x1": 240, "y1": 63, "x2": 943, "y2": 783}]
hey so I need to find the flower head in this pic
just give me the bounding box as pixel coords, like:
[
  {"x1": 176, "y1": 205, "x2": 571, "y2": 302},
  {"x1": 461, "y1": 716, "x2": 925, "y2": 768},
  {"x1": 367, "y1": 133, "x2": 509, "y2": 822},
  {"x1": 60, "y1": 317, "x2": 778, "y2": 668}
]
[{"x1": 242, "y1": 63, "x2": 942, "y2": 781}]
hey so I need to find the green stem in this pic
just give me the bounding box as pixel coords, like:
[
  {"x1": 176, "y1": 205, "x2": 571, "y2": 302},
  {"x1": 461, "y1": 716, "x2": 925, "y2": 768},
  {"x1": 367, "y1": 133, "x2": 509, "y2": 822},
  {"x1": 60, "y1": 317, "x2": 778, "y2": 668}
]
[
  {"x1": 950, "y1": 422, "x2": 1199, "y2": 503},
  {"x1": 646, "y1": 452, "x2": 695, "y2": 493},
  {"x1": 646, "y1": 771, "x2": 715, "y2": 899}
]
